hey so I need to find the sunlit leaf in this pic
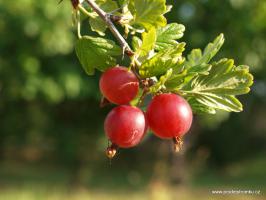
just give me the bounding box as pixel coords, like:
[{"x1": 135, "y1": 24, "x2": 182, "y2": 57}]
[
  {"x1": 139, "y1": 43, "x2": 185, "y2": 78},
  {"x1": 129, "y1": 0, "x2": 167, "y2": 30},
  {"x1": 185, "y1": 34, "x2": 225, "y2": 67},
  {"x1": 149, "y1": 68, "x2": 173, "y2": 93},
  {"x1": 181, "y1": 58, "x2": 253, "y2": 112},
  {"x1": 75, "y1": 36, "x2": 121, "y2": 75},
  {"x1": 155, "y1": 23, "x2": 185, "y2": 51},
  {"x1": 89, "y1": 0, "x2": 118, "y2": 36},
  {"x1": 134, "y1": 27, "x2": 157, "y2": 57}
]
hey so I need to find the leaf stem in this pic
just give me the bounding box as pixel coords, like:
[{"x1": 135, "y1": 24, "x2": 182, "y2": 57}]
[
  {"x1": 77, "y1": 4, "x2": 96, "y2": 18},
  {"x1": 77, "y1": 10, "x2": 82, "y2": 39},
  {"x1": 84, "y1": 0, "x2": 134, "y2": 57}
]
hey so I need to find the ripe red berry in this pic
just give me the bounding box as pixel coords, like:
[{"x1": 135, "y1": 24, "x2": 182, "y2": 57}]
[
  {"x1": 104, "y1": 105, "x2": 146, "y2": 148},
  {"x1": 99, "y1": 66, "x2": 139, "y2": 105},
  {"x1": 146, "y1": 93, "x2": 193, "y2": 139}
]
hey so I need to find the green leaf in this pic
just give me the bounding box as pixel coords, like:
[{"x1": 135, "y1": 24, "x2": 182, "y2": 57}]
[
  {"x1": 139, "y1": 43, "x2": 185, "y2": 78},
  {"x1": 187, "y1": 98, "x2": 216, "y2": 114},
  {"x1": 149, "y1": 68, "x2": 173, "y2": 93},
  {"x1": 135, "y1": 27, "x2": 157, "y2": 57},
  {"x1": 164, "y1": 63, "x2": 212, "y2": 91},
  {"x1": 163, "y1": 34, "x2": 223, "y2": 91},
  {"x1": 181, "y1": 58, "x2": 254, "y2": 112},
  {"x1": 165, "y1": 34, "x2": 225, "y2": 91},
  {"x1": 132, "y1": 36, "x2": 142, "y2": 52},
  {"x1": 186, "y1": 63, "x2": 212, "y2": 75},
  {"x1": 75, "y1": 36, "x2": 121, "y2": 75},
  {"x1": 118, "y1": 0, "x2": 130, "y2": 6},
  {"x1": 164, "y1": 69, "x2": 189, "y2": 90},
  {"x1": 89, "y1": 17, "x2": 107, "y2": 36},
  {"x1": 155, "y1": 23, "x2": 185, "y2": 51},
  {"x1": 89, "y1": 0, "x2": 118, "y2": 36},
  {"x1": 129, "y1": 0, "x2": 167, "y2": 30},
  {"x1": 185, "y1": 33, "x2": 225, "y2": 67},
  {"x1": 196, "y1": 94, "x2": 243, "y2": 112}
]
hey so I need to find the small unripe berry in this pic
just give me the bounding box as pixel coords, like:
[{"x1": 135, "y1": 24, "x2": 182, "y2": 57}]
[{"x1": 100, "y1": 66, "x2": 139, "y2": 105}]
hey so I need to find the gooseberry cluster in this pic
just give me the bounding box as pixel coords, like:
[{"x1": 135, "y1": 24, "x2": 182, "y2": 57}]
[
  {"x1": 100, "y1": 66, "x2": 193, "y2": 158},
  {"x1": 65, "y1": 0, "x2": 253, "y2": 161}
]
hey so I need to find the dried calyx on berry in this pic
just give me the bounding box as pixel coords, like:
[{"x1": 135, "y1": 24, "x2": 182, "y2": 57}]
[
  {"x1": 173, "y1": 137, "x2": 184, "y2": 153},
  {"x1": 106, "y1": 144, "x2": 117, "y2": 159}
]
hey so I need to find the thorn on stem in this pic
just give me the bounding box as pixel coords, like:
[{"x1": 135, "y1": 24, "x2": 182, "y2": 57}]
[
  {"x1": 110, "y1": 15, "x2": 122, "y2": 23},
  {"x1": 125, "y1": 49, "x2": 134, "y2": 57}
]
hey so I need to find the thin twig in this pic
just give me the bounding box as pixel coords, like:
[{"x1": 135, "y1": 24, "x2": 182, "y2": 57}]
[{"x1": 84, "y1": 0, "x2": 134, "y2": 57}]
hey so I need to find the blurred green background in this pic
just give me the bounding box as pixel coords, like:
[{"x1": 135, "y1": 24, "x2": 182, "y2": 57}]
[{"x1": 0, "y1": 0, "x2": 265, "y2": 199}]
